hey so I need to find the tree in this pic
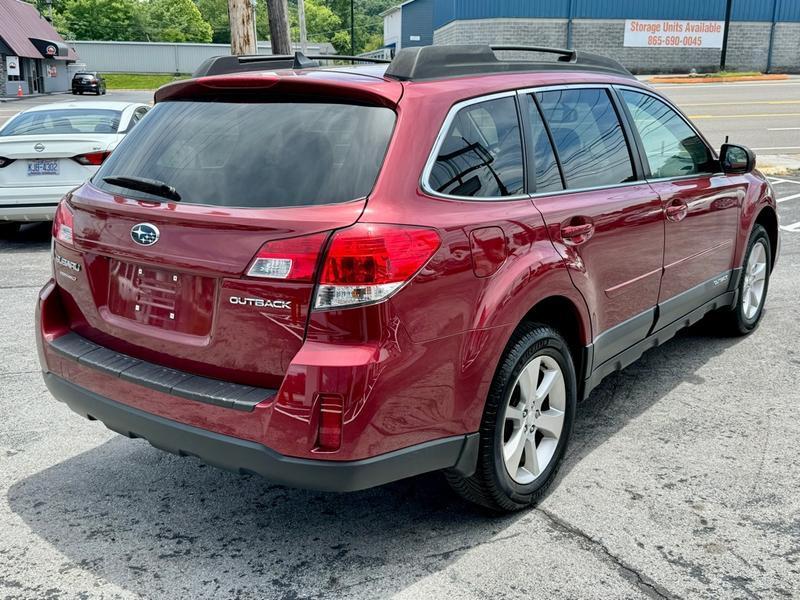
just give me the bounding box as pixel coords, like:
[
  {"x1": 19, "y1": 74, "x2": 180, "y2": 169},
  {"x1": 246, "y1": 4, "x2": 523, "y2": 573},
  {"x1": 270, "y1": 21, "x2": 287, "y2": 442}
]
[
  {"x1": 60, "y1": 0, "x2": 148, "y2": 41},
  {"x1": 147, "y1": 0, "x2": 213, "y2": 43},
  {"x1": 194, "y1": 0, "x2": 231, "y2": 44},
  {"x1": 290, "y1": 0, "x2": 340, "y2": 43}
]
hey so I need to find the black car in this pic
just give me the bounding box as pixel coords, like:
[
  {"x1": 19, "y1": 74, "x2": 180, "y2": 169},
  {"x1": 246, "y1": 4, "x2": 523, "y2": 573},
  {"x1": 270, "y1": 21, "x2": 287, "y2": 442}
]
[{"x1": 71, "y1": 71, "x2": 106, "y2": 95}]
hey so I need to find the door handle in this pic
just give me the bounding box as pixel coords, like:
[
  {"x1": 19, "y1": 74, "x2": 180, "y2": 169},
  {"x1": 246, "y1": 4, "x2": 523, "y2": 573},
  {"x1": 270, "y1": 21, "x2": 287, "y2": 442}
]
[
  {"x1": 561, "y1": 221, "x2": 594, "y2": 244},
  {"x1": 665, "y1": 200, "x2": 688, "y2": 222}
]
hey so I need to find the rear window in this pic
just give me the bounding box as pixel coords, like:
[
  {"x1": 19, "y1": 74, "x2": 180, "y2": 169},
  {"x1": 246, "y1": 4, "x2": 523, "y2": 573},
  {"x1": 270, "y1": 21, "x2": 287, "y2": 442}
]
[
  {"x1": 1, "y1": 109, "x2": 121, "y2": 136},
  {"x1": 93, "y1": 100, "x2": 396, "y2": 208}
]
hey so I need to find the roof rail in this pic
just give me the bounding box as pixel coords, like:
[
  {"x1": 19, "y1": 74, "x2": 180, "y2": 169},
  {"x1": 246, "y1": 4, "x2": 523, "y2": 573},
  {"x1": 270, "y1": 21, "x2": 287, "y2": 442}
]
[
  {"x1": 383, "y1": 45, "x2": 634, "y2": 81},
  {"x1": 192, "y1": 52, "x2": 391, "y2": 78}
]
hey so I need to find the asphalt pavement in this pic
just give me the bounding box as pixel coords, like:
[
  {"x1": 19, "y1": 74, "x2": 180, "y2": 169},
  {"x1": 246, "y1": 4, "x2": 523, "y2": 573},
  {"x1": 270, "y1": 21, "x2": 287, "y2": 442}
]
[
  {"x1": 0, "y1": 92, "x2": 799, "y2": 599},
  {"x1": 652, "y1": 77, "x2": 800, "y2": 153}
]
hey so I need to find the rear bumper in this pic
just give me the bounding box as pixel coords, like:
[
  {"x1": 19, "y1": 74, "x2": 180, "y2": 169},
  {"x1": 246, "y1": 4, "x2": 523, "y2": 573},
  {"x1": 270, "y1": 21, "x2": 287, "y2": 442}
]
[
  {"x1": 0, "y1": 183, "x2": 79, "y2": 222},
  {"x1": 44, "y1": 372, "x2": 478, "y2": 492}
]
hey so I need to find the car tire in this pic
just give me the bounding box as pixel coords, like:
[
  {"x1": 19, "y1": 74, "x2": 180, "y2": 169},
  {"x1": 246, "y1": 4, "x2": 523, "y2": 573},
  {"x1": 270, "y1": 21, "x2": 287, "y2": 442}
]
[
  {"x1": 71, "y1": 90, "x2": 77, "y2": 95},
  {"x1": 446, "y1": 323, "x2": 577, "y2": 512},
  {"x1": 719, "y1": 224, "x2": 772, "y2": 336},
  {"x1": 0, "y1": 222, "x2": 21, "y2": 239}
]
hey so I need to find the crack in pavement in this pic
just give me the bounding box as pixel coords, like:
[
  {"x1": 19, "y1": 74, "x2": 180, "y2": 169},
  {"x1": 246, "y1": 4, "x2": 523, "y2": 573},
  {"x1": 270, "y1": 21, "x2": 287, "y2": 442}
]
[
  {"x1": 0, "y1": 284, "x2": 44, "y2": 290},
  {"x1": 538, "y1": 507, "x2": 677, "y2": 600}
]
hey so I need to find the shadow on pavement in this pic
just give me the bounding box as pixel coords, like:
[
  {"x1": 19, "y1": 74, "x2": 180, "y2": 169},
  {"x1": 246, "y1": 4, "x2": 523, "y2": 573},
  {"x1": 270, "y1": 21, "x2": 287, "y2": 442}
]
[
  {"x1": 7, "y1": 319, "x2": 745, "y2": 598},
  {"x1": 0, "y1": 222, "x2": 51, "y2": 252}
]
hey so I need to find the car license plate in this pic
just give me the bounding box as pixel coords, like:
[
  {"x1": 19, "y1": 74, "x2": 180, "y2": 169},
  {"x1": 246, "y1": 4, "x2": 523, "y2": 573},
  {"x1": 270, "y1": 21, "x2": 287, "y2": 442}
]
[{"x1": 28, "y1": 159, "x2": 59, "y2": 176}]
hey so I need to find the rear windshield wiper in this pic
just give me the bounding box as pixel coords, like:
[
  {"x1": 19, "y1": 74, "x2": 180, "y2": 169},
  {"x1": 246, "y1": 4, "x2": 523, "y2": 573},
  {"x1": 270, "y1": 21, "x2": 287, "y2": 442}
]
[{"x1": 102, "y1": 176, "x2": 181, "y2": 202}]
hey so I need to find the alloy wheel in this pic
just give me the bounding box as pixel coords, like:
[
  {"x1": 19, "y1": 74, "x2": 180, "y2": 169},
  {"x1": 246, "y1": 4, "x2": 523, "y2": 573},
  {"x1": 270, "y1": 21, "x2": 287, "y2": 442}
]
[
  {"x1": 502, "y1": 355, "x2": 566, "y2": 485},
  {"x1": 742, "y1": 240, "x2": 768, "y2": 320}
]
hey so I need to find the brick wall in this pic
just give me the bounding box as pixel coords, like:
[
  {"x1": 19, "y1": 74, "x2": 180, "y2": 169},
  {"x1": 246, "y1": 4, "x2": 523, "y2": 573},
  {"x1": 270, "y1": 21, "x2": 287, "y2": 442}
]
[
  {"x1": 433, "y1": 18, "x2": 800, "y2": 73},
  {"x1": 770, "y1": 22, "x2": 800, "y2": 73}
]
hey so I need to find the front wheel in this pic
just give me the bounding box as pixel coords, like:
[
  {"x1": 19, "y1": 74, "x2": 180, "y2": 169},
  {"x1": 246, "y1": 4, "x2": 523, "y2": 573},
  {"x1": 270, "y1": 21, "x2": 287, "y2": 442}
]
[
  {"x1": 446, "y1": 324, "x2": 577, "y2": 512},
  {"x1": 718, "y1": 224, "x2": 771, "y2": 335}
]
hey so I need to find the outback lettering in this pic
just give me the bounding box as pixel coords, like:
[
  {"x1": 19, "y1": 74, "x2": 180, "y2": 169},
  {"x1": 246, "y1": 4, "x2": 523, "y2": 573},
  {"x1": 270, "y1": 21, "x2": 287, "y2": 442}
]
[{"x1": 229, "y1": 296, "x2": 292, "y2": 309}]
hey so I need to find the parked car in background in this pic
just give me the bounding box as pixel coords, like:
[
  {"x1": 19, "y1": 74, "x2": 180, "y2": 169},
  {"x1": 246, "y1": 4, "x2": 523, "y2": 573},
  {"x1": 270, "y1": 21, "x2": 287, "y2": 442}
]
[
  {"x1": 72, "y1": 72, "x2": 107, "y2": 95},
  {"x1": 37, "y1": 46, "x2": 778, "y2": 512},
  {"x1": 0, "y1": 101, "x2": 149, "y2": 237}
]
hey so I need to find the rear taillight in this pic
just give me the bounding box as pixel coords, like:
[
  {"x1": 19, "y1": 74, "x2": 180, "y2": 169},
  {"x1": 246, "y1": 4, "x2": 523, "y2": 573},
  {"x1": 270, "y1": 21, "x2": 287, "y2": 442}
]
[
  {"x1": 246, "y1": 232, "x2": 329, "y2": 282},
  {"x1": 53, "y1": 199, "x2": 74, "y2": 245},
  {"x1": 72, "y1": 151, "x2": 111, "y2": 166},
  {"x1": 314, "y1": 223, "x2": 440, "y2": 310},
  {"x1": 0, "y1": 157, "x2": 14, "y2": 168}
]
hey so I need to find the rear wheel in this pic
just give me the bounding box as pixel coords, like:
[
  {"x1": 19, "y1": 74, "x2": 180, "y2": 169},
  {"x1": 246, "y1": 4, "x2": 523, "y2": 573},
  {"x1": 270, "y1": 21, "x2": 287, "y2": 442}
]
[
  {"x1": 446, "y1": 324, "x2": 577, "y2": 512},
  {"x1": 718, "y1": 225, "x2": 771, "y2": 335}
]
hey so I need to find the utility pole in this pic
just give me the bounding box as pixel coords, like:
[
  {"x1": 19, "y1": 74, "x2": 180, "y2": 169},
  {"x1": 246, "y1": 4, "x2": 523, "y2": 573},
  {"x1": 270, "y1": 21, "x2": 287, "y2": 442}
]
[
  {"x1": 719, "y1": 0, "x2": 733, "y2": 71},
  {"x1": 251, "y1": 0, "x2": 258, "y2": 53},
  {"x1": 297, "y1": 0, "x2": 308, "y2": 55},
  {"x1": 229, "y1": 0, "x2": 257, "y2": 55},
  {"x1": 266, "y1": 0, "x2": 292, "y2": 55},
  {"x1": 350, "y1": 0, "x2": 355, "y2": 56}
]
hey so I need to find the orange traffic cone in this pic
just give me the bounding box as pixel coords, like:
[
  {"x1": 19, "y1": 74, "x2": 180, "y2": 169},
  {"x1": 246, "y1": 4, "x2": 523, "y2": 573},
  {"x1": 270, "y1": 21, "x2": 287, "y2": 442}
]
[{"x1": 16, "y1": 84, "x2": 23, "y2": 97}]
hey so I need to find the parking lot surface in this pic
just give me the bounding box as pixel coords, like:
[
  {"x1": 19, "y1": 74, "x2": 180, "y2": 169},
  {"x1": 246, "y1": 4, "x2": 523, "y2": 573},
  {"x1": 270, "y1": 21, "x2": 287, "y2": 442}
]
[{"x1": 1, "y1": 91, "x2": 799, "y2": 599}]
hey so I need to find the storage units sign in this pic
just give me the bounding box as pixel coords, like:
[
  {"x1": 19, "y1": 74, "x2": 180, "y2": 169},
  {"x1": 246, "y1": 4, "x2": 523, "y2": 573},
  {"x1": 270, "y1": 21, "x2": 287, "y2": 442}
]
[{"x1": 624, "y1": 20, "x2": 725, "y2": 48}]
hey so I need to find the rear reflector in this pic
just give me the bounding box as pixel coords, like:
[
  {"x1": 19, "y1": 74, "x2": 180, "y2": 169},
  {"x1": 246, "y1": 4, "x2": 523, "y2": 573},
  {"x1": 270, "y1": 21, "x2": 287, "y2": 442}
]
[
  {"x1": 317, "y1": 395, "x2": 344, "y2": 451},
  {"x1": 246, "y1": 232, "x2": 329, "y2": 282},
  {"x1": 72, "y1": 151, "x2": 111, "y2": 166},
  {"x1": 314, "y1": 223, "x2": 440, "y2": 310},
  {"x1": 53, "y1": 199, "x2": 74, "y2": 245}
]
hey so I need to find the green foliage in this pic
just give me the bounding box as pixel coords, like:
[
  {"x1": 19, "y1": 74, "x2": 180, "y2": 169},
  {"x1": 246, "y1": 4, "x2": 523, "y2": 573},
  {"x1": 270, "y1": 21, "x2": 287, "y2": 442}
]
[
  {"x1": 50, "y1": 0, "x2": 394, "y2": 54},
  {"x1": 147, "y1": 0, "x2": 213, "y2": 42},
  {"x1": 194, "y1": 0, "x2": 231, "y2": 44},
  {"x1": 290, "y1": 0, "x2": 342, "y2": 42},
  {"x1": 60, "y1": 0, "x2": 148, "y2": 41}
]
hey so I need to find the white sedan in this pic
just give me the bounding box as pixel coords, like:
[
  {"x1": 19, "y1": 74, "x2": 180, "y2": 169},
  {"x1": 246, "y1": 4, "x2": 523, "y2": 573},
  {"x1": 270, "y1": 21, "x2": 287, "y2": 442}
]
[{"x1": 0, "y1": 101, "x2": 149, "y2": 236}]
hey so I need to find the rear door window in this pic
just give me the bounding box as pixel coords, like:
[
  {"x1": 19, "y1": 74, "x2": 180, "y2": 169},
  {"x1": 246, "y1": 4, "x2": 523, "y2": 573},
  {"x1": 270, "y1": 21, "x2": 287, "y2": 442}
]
[
  {"x1": 536, "y1": 88, "x2": 635, "y2": 190},
  {"x1": 428, "y1": 96, "x2": 524, "y2": 198},
  {"x1": 94, "y1": 101, "x2": 396, "y2": 207}
]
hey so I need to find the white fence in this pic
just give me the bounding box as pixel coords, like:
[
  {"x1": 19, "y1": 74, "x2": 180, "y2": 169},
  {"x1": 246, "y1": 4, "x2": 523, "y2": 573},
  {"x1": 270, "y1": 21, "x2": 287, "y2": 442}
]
[{"x1": 68, "y1": 41, "x2": 336, "y2": 74}]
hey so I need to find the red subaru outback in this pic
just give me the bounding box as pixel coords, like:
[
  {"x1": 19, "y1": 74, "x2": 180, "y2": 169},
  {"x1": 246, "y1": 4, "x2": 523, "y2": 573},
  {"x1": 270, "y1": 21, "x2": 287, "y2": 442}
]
[{"x1": 36, "y1": 46, "x2": 779, "y2": 512}]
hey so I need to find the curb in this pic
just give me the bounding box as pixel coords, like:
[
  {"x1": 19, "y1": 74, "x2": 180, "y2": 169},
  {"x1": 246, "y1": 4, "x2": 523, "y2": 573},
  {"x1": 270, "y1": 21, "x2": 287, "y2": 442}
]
[
  {"x1": 757, "y1": 154, "x2": 800, "y2": 176},
  {"x1": 0, "y1": 91, "x2": 71, "y2": 103},
  {"x1": 649, "y1": 74, "x2": 790, "y2": 84}
]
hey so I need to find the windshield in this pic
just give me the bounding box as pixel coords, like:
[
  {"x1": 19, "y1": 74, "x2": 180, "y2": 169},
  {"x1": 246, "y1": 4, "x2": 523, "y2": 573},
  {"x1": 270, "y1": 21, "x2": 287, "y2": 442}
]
[
  {"x1": 93, "y1": 100, "x2": 396, "y2": 208},
  {"x1": 1, "y1": 109, "x2": 121, "y2": 136}
]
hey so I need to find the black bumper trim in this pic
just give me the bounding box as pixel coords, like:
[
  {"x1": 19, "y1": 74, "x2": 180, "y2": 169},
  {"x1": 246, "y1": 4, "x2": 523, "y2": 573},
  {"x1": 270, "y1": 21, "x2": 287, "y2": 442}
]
[
  {"x1": 44, "y1": 373, "x2": 479, "y2": 492},
  {"x1": 50, "y1": 332, "x2": 275, "y2": 412}
]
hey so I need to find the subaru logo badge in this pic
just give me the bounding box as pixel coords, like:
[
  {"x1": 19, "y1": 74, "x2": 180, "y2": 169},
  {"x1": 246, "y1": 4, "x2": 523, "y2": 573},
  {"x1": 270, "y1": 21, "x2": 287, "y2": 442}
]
[
  {"x1": 130, "y1": 223, "x2": 159, "y2": 246},
  {"x1": 34, "y1": 143, "x2": 45, "y2": 152}
]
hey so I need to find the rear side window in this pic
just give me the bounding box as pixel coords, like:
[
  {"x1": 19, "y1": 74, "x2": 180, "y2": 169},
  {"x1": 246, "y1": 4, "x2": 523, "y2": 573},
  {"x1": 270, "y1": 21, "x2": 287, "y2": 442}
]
[
  {"x1": 620, "y1": 89, "x2": 716, "y2": 179},
  {"x1": 536, "y1": 89, "x2": 635, "y2": 190},
  {"x1": 1, "y1": 109, "x2": 121, "y2": 136},
  {"x1": 428, "y1": 96, "x2": 524, "y2": 198},
  {"x1": 94, "y1": 101, "x2": 396, "y2": 207}
]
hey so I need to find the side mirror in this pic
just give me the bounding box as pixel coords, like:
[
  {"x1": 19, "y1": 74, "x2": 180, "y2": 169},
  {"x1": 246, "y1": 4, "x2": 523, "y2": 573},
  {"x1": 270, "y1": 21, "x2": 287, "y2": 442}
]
[{"x1": 720, "y1": 143, "x2": 756, "y2": 174}]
